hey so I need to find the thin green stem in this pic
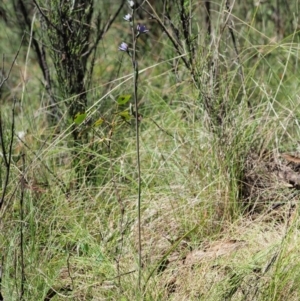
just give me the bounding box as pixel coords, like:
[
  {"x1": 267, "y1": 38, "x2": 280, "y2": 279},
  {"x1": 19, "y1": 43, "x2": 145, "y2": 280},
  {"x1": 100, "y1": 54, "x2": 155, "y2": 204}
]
[
  {"x1": 20, "y1": 153, "x2": 26, "y2": 300},
  {"x1": 130, "y1": 8, "x2": 142, "y2": 292}
]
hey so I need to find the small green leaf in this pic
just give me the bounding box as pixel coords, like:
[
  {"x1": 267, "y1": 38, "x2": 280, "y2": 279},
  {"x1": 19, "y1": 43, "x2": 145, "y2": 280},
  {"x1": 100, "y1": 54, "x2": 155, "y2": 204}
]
[
  {"x1": 117, "y1": 94, "x2": 131, "y2": 105},
  {"x1": 79, "y1": 243, "x2": 89, "y2": 255},
  {"x1": 118, "y1": 110, "x2": 131, "y2": 121},
  {"x1": 74, "y1": 112, "x2": 87, "y2": 125},
  {"x1": 93, "y1": 118, "x2": 104, "y2": 127}
]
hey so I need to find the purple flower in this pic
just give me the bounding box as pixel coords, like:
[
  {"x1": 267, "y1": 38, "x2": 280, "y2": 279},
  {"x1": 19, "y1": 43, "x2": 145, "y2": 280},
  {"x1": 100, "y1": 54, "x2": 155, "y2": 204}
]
[
  {"x1": 137, "y1": 24, "x2": 149, "y2": 34},
  {"x1": 123, "y1": 14, "x2": 132, "y2": 22},
  {"x1": 119, "y1": 42, "x2": 129, "y2": 52}
]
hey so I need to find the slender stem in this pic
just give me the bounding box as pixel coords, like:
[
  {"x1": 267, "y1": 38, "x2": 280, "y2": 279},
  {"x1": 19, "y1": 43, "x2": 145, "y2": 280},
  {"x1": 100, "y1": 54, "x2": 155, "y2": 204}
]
[
  {"x1": 0, "y1": 256, "x2": 3, "y2": 301},
  {"x1": 130, "y1": 9, "x2": 142, "y2": 292},
  {"x1": 20, "y1": 153, "x2": 26, "y2": 300},
  {"x1": 135, "y1": 59, "x2": 142, "y2": 292}
]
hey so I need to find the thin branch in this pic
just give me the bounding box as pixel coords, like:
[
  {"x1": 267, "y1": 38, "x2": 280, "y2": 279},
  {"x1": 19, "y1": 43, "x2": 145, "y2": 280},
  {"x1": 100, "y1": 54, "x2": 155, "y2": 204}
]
[
  {"x1": 44, "y1": 286, "x2": 72, "y2": 301},
  {"x1": 32, "y1": 0, "x2": 64, "y2": 36},
  {"x1": 144, "y1": 1, "x2": 190, "y2": 70},
  {"x1": 205, "y1": 1, "x2": 211, "y2": 40},
  {"x1": 84, "y1": 0, "x2": 126, "y2": 60},
  {"x1": 66, "y1": 253, "x2": 75, "y2": 290},
  {"x1": 179, "y1": 0, "x2": 195, "y2": 65},
  {"x1": 150, "y1": 117, "x2": 175, "y2": 139},
  {"x1": 144, "y1": 0, "x2": 200, "y2": 92},
  {"x1": 0, "y1": 35, "x2": 24, "y2": 89},
  {"x1": 0, "y1": 114, "x2": 8, "y2": 167},
  {"x1": 0, "y1": 99, "x2": 16, "y2": 211}
]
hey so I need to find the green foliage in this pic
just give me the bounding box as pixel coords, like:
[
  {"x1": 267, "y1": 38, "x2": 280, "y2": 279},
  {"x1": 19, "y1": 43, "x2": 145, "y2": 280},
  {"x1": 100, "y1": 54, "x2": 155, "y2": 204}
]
[
  {"x1": 117, "y1": 94, "x2": 132, "y2": 105},
  {"x1": 118, "y1": 109, "x2": 131, "y2": 122},
  {"x1": 73, "y1": 112, "x2": 87, "y2": 125},
  {"x1": 1, "y1": 0, "x2": 300, "y2": 300}
]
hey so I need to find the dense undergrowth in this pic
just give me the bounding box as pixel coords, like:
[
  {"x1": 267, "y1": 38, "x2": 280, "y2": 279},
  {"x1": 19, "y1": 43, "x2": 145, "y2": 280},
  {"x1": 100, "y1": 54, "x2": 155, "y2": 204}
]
[{"x1": 1, "y1": 0, "x2": 300, "y2": 300}]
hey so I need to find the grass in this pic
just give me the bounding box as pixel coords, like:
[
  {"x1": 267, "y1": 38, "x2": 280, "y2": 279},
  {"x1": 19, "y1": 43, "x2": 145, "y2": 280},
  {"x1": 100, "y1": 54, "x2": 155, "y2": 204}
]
[{"x1": 1, "y1": 0, "x2": 300, "y2": 300}]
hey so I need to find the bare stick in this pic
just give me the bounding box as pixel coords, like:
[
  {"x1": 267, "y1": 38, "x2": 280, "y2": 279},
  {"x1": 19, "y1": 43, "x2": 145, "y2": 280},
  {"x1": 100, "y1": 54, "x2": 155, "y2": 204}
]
[
  {"x1": 0, "y1": 99, "x2": 16, "y2": 211},
  {"x1": 205, "y1": 1, "x2": 211, "y2": 39},
  {"x1": 0, "y1": 35, "x2": 24, "y2": 89}
]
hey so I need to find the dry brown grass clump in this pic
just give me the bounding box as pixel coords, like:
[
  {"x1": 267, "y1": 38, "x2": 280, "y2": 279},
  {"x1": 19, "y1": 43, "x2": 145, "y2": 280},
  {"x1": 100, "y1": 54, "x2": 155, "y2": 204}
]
[{"x1": 242, "y1": 150, "x2": 300, "y2": 215}]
